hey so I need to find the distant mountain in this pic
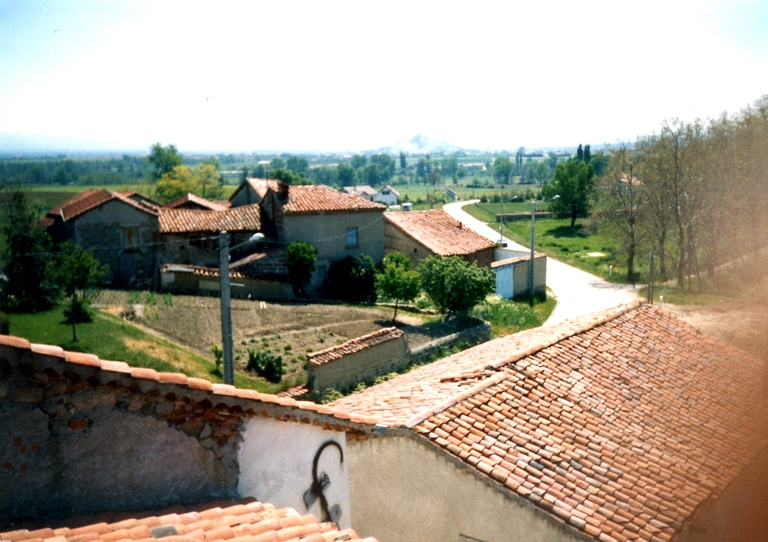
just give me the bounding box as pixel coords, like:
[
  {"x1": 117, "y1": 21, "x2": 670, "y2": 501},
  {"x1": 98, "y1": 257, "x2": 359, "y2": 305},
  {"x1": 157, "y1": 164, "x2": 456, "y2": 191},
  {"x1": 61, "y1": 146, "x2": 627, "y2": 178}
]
[{"x1": 374, "y1": 134, "x2": 465, "y2": 155}]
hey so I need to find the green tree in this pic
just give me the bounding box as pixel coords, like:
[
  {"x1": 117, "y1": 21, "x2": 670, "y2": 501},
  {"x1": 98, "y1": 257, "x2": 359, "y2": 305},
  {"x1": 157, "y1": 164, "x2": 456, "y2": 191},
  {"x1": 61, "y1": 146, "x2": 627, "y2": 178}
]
[
  {"x1": 370, "y1": 154, "x2": 395, "y2": 183},
  {"x1": 269, "y1": 168, "x2": 312, "y2": 186},
  {"x1": 48, "y1": 240, "x2": 109, "y2": 341},
  {"x1": 376, "y1": 252, "x2": 421, "y2": 321},
  {"x1": 493, "y1": 156, "x2": 514, "y2": 184},
  {"x1": 270, "y1": 157, "x2": 285, "y2": 170},
  {"x1": 418, "y1": 256, "x2": 494, "y2": 313},
  {"x1": 576, "y1": 144, "x2": 584, "y2": 162},
  {"x1": 155, "y1": 164, "x2": 224, "y2": 202},
  {"x1": 543, "y1": 160, "x2": 595, "y2": 227},
  {"x1": 0, "y1": 191, "x2": 56, "y2": 312},
  {"x1": 286, "y1": 156, "x2": 309, "y2": 175},
  {"x1": 399, "y1": 151, "x2": 406, "y2": 169},
  {"x1": 148, "y1": 143, "x2": 183, "y2": 182},
  {"x1": 324, "y1": 255, "x2": 377, "y2": 303},
  {"x1": 350, "y1": 155, "x2": 367, "y2": 170},
  {"x1": 337, "y1": 163, "x2": 356, "y2": 186},
  {"x1": 286, "y1": 241, "x2": 317, "y2": 297}
]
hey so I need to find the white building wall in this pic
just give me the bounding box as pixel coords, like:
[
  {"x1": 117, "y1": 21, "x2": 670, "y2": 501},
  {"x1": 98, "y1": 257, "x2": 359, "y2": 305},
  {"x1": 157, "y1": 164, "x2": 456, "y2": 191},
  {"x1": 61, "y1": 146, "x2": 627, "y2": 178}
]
[{"x1": 238, "y1": 418, "x2": 351, "y2": 529}]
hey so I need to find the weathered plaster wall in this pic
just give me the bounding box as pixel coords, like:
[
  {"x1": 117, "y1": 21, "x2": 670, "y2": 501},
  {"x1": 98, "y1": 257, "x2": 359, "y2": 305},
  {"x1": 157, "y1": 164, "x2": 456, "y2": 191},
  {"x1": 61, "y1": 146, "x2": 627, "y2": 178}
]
[
  {"x1": 307, "y1": 337, "x2": 408, "y2": 393},
  {"x1": 71, "y1": 200, "x2": 158, "y2": 289},
  {"x1": 283, "y1": 212, "x2": 384, "y2": 286},
  {"x1": 238, "y1": 417, "x2": 351, "y2": 529},
  {"x1": 0, "y1": 357, "x2": 241, "y2": 524},
  {"x1": 160, "y1": 270, "x2": 295, "y2": 300},
  {"x1": 347, "y1": 433, "x2": 582, "y2": 542},
  {"x1": 675, "y1": 445, "x2": 768, "y2": 542}
]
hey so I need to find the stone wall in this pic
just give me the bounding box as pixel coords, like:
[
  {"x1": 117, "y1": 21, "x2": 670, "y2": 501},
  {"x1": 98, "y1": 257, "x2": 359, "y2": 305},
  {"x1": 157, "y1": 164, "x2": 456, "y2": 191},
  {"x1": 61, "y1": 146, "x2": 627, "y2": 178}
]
[
  {"x1": 0, "y1": 338, "x2": 375, "y2": 528},
  {"x1": 307, "y1": 335, "x2": 409, "y2": 393}
]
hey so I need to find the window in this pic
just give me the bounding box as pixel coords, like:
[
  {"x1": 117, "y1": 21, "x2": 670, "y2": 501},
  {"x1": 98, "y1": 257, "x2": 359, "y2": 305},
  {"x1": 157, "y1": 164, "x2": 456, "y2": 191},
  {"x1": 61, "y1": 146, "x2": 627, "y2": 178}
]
[
  {"x1": 124, "y1": 227, "x2": 139, "y2": 249},
  {"x1": 346, "y1": 227, "x2": 358, "y2": 248}
]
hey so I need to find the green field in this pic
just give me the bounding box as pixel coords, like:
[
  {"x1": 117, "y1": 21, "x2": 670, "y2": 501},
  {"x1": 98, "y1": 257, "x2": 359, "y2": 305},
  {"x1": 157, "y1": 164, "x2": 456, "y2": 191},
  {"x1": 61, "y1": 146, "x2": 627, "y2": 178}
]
[
  {"x1": 464, "y1": 202, "x2": 628, "y2": 283},
  {"x1": 7, "y1": 305, "x2": 276, "y2": 392}
]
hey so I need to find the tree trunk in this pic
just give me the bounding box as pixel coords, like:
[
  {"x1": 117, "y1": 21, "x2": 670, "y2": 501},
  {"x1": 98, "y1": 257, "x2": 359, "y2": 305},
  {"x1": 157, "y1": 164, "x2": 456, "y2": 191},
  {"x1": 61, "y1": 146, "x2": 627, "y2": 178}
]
[
  {"x1": 71, "y1": 295, "x2": 77, "y2": 342},
  {"x1": 676, "y1": 224, "x2": 686, "y2": 289},
  {"x1": 571, "y1": 201, "x2": 577, "y2": 228},
  {"x1": 626, "y1": 227, "x2": 636, "y2": 282}
]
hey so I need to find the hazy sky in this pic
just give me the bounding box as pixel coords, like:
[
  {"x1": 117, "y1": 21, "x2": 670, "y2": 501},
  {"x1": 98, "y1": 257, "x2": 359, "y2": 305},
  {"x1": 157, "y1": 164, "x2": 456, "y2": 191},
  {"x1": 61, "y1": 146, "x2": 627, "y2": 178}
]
[{"x1": 1, "y1": 0, "x2": 767, "y2": 154}]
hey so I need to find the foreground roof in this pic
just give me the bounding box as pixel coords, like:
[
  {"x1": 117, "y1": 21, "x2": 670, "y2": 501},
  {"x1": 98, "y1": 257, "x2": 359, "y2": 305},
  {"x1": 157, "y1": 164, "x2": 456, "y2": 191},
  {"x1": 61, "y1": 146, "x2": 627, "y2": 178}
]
[
  {"x1": 283, "y1": 185, "x2": 385, "y2": 215},
  {"x1": 158, "y1": 205, "x2": 261, "y2": 233},
  {"x1": 0, "y1": 334, "x2": 379, "y2": 428},
  {"x1": 0, "y1": 499, "x2": 376, "y2": 542},
  {"x1": 384, "y1": 209, "x2": 495, "y2": 257},
  {"x1": 43, "y1": 189, "x2": 159, "y2": 226},
  {"x1": 332, "y1": 302, "x2": 768, "y2": 541}
]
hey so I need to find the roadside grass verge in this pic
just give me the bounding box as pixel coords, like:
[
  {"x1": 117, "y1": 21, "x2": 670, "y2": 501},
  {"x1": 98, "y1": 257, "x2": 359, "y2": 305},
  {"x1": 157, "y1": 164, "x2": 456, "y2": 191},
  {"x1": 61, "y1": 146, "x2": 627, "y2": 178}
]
[
  {"x1": 463, "y1": 203, "x2": 627, "y2": 283},
  {"x1": 6, "y1": 305, "x2": 274, "y2": 392}
]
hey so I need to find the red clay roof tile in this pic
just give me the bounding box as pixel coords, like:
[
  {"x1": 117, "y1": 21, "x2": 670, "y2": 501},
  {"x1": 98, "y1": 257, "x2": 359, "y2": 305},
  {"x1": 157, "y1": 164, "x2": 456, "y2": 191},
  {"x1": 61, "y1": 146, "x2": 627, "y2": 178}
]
[
  {"x1": 384, "y1": 209, "x2": 495, "y2": 257},
  {"x1": 332, "y1": 302, "x2": 768, "y2": 541},
  {"x1": 307, "y1": 328, "x2": 403, "y2": 366},
  {"x1": 164, "y1": 194, "x2": 230, "y2": 212},
  {"x1": 283, "y1": 186, "x2": 385, "y2": 215},
  {"x1": 158, "y1": 206, "x2": 261, "y2": 234},
  {"x1": 45, "y1": 190, "x2": 159, "y2": 224},
  {"x1": 0, "y1": 501, "x2": 375, "y2": 542}
]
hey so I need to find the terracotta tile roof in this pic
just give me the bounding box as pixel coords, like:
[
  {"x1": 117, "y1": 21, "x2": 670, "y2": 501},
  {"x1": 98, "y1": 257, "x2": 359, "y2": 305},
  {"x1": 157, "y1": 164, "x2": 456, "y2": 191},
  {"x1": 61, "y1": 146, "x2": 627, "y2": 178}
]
[
  {"x1": 158, "y1": 206, "x2": 261, "y2": 234},
  {"x1": 283, "y1": 186, "x2": 385, "y2": 215},
  {"x1": 308, "y1": 327, "x2": 404, "y2": 367},
  {"x1": 334, "y1": 301, "x2": 768, "y2": 541},
  {"x1": 164, "y1": 193, "x2": 230, "y2": 211},
  {"x1": 384, "y1": 209, "x2": 496, "y2": 257},
  {"x1": 244, "y1": 179, "x2": 281, "y2": 200},
  {"x1": 44, "y1": 189, "x2": 159, "y2": 225},
  {"x1": 161, "y1": 264, "x2": 246, "y2": 279},
  {"x1": 0, "y1": 499, "x2": 376, "y2": 542},
  {"x1": 0, "y1": 334, "x2": 381, "y2": 428}
]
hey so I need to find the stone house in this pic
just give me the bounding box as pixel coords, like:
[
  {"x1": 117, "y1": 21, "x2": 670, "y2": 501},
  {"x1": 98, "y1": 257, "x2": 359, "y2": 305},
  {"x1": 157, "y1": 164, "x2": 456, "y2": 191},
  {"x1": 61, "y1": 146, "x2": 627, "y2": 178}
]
[
  {"x1": 330, "y1": 301, "x2": 768, "y2": 542},
  {"x1": 0, "y1": 333, "x2": 381, "y2": 537},
  {"x1": 383, "y1": 208, "x2": 496, "y2": 268},
  {"x1": 155, "y1": 205, "x2": 262, "y2": 270},
  {"x1": 42, "y1": 189, "x2": 161, "y2": 289}
]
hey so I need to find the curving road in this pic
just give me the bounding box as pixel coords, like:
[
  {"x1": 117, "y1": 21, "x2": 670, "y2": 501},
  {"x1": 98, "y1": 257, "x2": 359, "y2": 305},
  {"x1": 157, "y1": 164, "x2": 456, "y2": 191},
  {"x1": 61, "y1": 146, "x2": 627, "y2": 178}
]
[{"x1": 443, "y1": 200, "x2": 638, "y2": 326}]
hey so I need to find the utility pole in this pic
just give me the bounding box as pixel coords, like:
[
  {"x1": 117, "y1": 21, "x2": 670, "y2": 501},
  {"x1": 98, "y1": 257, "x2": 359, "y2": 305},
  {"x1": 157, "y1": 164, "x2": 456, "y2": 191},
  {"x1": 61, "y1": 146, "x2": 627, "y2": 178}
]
[
  {"x1": 219, "y1": 231, "x2": 234, "y2": 385},
  {"x1": 499, "y1": 196, "x2": 504, "y2": 245},
  {"x1": 529, "y1": 200, "x2": 536, "y2": 302}
]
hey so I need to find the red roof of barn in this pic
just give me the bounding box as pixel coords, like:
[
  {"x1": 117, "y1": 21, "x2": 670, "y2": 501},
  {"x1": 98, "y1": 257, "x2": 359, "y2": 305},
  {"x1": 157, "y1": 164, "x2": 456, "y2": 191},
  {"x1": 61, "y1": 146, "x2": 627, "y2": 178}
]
[{"x1": 384, "y1": 209, "x2": 495, "y2": 257}]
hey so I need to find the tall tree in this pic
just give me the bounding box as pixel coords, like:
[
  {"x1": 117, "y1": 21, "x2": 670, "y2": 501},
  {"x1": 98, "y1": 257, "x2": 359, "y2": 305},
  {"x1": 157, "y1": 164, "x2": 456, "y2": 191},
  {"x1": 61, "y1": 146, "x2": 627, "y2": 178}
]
[
  {"x1": 148, "y1": 143, "x2": 183, "y2": 182},
  {"x1": 370, "y1": 154, "x2": 396, "y2": 183},
  {"x1": 0, "y1": 191, "x2": 56, "y2": 312},
  {"x1": 399, "y1": 151, "x2": 407, "y2": 169},
  {"x1": 592, "y1": 144, "x2": 645, "y2": 281},
  {"x1": 493, "y1": 156, "x2": 514, "y2": 184},
  {"x1": 584, "y1": 144, "x2": 591, "y2": 163},
  {"x1": 337, "y1": 163, "x2": 356, "y2": 186},
  {"x1": 286, "y1": 156, "x2": 309, "y2": 175},
  {"x1": 155, "y1": 164, "x2": 224, "y2": 202},
  {"x1": 576, "y1": 144, "x2": 584, "y2": 162},
  {"x1": 543, "y1": 160, "x2": 595, "y2": 227}
]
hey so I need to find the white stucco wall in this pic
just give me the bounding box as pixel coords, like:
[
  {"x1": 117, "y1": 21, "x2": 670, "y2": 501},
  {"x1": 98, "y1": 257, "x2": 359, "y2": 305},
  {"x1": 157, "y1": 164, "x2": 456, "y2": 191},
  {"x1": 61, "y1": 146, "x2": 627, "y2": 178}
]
[
  {"x1": 348, "y1": 434, "x2": 581, "y2": 542},
  {"x1": 238, "y1": 418, "x2": 351, "y2": 529}
]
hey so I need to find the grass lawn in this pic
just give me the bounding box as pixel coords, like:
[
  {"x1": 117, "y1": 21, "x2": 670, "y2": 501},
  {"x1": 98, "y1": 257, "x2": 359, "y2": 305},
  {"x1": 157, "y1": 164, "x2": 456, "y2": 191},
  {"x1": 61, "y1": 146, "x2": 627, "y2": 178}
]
[
  {"x1": 464, "y1": 202, "x2": 628, "y2": 283},
  {"x1": 7, "y1": 305, "x2": 276, "y2": 392}
]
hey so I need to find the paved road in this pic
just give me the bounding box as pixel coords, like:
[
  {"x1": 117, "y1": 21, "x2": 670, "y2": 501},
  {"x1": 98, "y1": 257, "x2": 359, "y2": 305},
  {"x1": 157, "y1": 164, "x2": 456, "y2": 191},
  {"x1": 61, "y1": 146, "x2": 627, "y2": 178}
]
[{"x1": 443, "y1": 200, "x2": 638, "y2": 326}]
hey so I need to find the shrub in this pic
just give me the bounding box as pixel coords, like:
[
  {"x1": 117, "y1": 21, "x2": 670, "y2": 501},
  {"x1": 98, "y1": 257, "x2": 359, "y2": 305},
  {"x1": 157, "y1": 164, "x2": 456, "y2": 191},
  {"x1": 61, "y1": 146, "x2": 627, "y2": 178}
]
[
  {"x1": 0, "y1": 312, "x2": 9, "y2": 335},
  {"x1": 246, "y1": 349, "x2": 284, "y2": 383},
  {"x1": 418, "y1": 255, "x2": 495, "y2": 313},
  {"x1": 286, "y1": 241, "x2": 317, "y2": 297},
  {"x1": 211, "y1": 344, "x2": 223, "y2": 373},
  {"x1": 324, "y1": 255, "x2": 377, "y2": 303},
  {"x1": 63, "y1": 298, "x2": 93, "y2": 324}
]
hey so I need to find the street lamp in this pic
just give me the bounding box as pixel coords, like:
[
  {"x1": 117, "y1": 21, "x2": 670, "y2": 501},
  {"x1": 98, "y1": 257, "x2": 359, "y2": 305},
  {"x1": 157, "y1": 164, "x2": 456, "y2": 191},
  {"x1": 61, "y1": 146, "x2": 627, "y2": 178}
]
[
  {"x1": 529, "y1": 195, "x2": 559, "y2": 300},
  {"x1": 219, "y1": 231, "x2": 265, "y2": 385}
]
